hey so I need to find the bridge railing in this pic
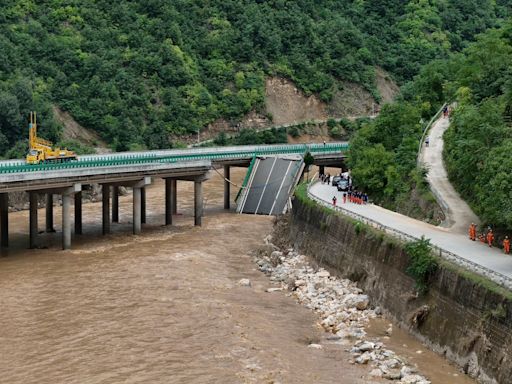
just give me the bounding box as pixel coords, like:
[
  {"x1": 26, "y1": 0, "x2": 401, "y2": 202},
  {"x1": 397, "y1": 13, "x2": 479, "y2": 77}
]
[
  {"x1": 306, "y1": 180, "x2": 512, "y2": 291},
  {"x1": 0, "y1": 142, "x2": 349, "y2": 174}
]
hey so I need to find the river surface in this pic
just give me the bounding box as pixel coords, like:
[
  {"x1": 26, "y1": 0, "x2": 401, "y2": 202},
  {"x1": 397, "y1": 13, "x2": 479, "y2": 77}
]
[{"x1": 0, "y1": 168, "x2": 474, "y2": 383}]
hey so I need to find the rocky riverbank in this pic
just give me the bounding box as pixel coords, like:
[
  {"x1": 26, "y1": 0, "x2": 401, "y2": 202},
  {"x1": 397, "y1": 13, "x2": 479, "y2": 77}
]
[{"x1": 253, "y1": 233, "x2": 432, "y2": 384}]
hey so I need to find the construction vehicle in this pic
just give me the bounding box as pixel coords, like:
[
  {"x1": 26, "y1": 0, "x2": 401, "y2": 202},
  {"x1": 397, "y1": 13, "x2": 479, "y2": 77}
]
[{"x1": 26, "y1": 111, "x2": 77, "y2": 164}]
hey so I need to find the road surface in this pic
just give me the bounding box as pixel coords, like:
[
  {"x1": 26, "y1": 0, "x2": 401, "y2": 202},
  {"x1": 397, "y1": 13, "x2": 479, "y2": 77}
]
[
  {"x1": 309, "y1": 182, "x2": 512, "y2": 282},
  {"x1": 419, "y1": 115, "x2": 480, "y2": 233}
]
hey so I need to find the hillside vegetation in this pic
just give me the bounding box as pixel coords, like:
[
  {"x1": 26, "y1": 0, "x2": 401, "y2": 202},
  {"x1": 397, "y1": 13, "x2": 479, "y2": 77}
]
[
  {"x1": 349, "y1": 19, "x2": 512, "y2": 229},
  {"x1": 0, "y1": 0, "x2": 509, "y2": 156}
]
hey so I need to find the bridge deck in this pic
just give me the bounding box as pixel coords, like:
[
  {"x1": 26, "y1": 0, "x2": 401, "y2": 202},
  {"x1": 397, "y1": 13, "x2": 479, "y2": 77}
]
[{"x1": 0, "y1": 142, "x2": 347, "y2": 175}]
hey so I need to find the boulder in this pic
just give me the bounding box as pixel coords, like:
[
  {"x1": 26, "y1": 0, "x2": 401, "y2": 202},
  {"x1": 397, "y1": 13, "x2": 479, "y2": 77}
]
[{"x1": 238, "y1": 278, "x2": 251, "y2": 287}]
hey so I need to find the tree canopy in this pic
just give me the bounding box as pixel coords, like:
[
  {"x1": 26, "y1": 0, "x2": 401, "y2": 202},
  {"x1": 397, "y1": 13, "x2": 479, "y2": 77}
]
[{"x1": 0, "y1": 0, "x2": 509, "y2": 154}]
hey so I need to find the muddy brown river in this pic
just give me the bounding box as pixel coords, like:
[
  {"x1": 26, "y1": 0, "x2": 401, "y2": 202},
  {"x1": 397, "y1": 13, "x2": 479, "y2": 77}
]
[{"x1": 0, "y1": 168, "x2": 475, "y2": 383}]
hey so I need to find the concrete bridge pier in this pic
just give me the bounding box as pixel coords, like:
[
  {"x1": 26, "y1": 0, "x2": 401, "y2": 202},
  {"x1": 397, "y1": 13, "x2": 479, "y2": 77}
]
[
  {"x1": 194, "y1": 178, "x2": 204, "y2": 226},
  {"x1": 29, "y1": 192, "x2": 38, "y2": 249},
  {"x1": 112, "y1": 186, "x2": 119, "y2": 223},
  {"x1": 164, "y1": 178, "x2": 175, "y2": 226},
  {"x1": 46, "y1": 193, "x2": 55, "y2": 232},
  {"x1": 224, "y1": 165, "x2": 230, "y2": 210},
  {"x1": 141, "y1": 187, "x2": 146, "y2": 224},
  {"x1": 75, "y1": 191, "x2": 82, "y2": 235},
  {"x1": 132, "y1": 177, "x2": 151, "y2": 234},
  {"x1": 60, "y1": 184, "x2": 81, "y2": 250},
  {"x1": 171, "y1": 179, "x2": 177, "y2": 215},
  {"x1": 102, "y1": 184, "x2": 111, "y2": 235},
  {"x1": 0, "y1": 193, "x2": 8, "y2": 248}
]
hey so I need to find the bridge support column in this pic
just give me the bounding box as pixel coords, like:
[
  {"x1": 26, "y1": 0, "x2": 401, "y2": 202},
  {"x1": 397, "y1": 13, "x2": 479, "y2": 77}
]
[
  {"x1": 172, "y1": 179, "x2": 177, "y2": 214},
  {"x1": 224, "y1": 165, "x2": 230, "y2": 210},
  {"x1": 133, "y1": 187, "x2": 142, "y2": 235},
  {"x1": 132, "y1": 177, "x2": 150, "y2": 234},
  {"x1": 61, "y1": 184, "x2": 81, "y2": 250},
  {"x1": 45, "y1": 193, "x2": 55, "y2": 232},
  {"x1": 165, "y1": 178, "x2": 173, "y2": 226},
  {"x1": 141, "y1": 187, "x2": 146, "y2": 224},
  {"x1": 29, "y1": 192, "x2": 38, "y2": 249},
  {"x1": 194, "y1": 180, "x2": 203, "y2": 226},
  {"x1": 319, "y1": 165, "x2": 325, "y2": 176},
  {"x1": 74, "y1": 191, "x2": 82, "y2": 235},
  {"x1": 62, "y1": 193, "x2": 71, "y2": 250},
  {"x1": 0, "y1": 193, "x2": 8, "y2": 248},
  {"x1": 102, "y1": 185, "x2": 110, "y2": 235},
  {"x1": 112, "y1": 186, "x2": 119, "y2": 223}
]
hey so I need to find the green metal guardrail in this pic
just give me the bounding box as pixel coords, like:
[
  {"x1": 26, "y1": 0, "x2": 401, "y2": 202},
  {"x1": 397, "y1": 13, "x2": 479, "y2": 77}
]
[{"x1": 0, "y1": 143, "x2": 349, "y2": 174}]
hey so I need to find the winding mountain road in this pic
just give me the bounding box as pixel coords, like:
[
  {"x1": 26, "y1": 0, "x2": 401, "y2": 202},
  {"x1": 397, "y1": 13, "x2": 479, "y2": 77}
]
[
  {"x1": 418, "y1": 115, "x2": 480, "y2": 233},
  {"x1": 308, "y1": 115, "x2": 512, "y2": 287}
]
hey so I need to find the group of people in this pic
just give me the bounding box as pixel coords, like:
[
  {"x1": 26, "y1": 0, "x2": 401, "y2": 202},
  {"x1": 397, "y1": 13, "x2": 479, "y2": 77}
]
[
  {"x1": 332, "y1": 191, "x2": 369, "y2": 206},
  {"x1": 468, "y1": 223, "x2": 510, "y2": 254},
  {"x1": 320, "y1": 173, "x2": 331, "y2": 184}
]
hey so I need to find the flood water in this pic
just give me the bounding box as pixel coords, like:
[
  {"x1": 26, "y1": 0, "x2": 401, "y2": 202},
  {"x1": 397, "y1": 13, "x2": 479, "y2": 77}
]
[{"x1": 0, "y1": 168, "x2": 474, "y2": 383}]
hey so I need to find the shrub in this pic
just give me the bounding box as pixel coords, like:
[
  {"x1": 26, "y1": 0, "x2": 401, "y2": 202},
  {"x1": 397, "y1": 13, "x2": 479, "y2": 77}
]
[{"x1": 405, "y1": 236, "x2": 438, "y2": 294}]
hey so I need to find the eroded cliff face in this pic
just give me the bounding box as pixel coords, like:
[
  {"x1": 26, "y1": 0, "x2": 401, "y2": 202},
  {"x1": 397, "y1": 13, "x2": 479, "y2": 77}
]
[{"x1": 286, "y1": 199, "x2": 512, "y2": 384}]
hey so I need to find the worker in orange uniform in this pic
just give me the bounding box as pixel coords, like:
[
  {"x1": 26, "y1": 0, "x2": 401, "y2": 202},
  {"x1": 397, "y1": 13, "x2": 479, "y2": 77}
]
[
  {"x1": 487, "y1": 229, "x2": 494, "y2": 248},
  {"x1": 468, "y1": 223, "x2": 476, "y2": 241},
  {"x1": 503, "y1": 236, "x2": 510, "y2": 254}
]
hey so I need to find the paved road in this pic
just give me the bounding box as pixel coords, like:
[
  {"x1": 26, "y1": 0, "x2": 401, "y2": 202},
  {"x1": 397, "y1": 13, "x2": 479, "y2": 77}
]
[
  {"x1": 310, "y1": 182, "x2": 512, "y2": 281},
  {"x1": 419, "y1": 116, "x2": 480, "y2": 234}
]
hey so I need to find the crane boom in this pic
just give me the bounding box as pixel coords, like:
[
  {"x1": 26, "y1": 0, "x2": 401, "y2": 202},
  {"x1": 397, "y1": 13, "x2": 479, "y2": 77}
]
[{"x1": 26, "y1": 111, "x2": 77, "y2": 164}]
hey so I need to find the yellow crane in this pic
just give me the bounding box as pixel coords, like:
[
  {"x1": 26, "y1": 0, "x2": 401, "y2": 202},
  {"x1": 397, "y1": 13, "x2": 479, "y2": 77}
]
[{"x1": 26, "y1": 111, "x2": 77, "y2": 164}]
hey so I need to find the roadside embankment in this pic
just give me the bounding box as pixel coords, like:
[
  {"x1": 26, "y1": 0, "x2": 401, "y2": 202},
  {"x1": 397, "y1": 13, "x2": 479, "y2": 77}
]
[{"x1": 285, "y1": 189, "x2": 512, "y2": 384}]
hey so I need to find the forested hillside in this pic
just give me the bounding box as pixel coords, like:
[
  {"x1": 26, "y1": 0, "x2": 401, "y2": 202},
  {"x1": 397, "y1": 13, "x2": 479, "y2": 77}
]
[
  {"x1": 349, "y1": 19, "x2": 512, "y2": 229},
  {"x1": 0, "y1": 0, "x2": 509, "y2": 155}
]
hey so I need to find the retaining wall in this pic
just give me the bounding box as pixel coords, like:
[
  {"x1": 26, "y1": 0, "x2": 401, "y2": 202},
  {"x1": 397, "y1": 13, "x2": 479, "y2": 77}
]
[{"x1": 288, "y1": 198, "x2": 512, "y2": 384}]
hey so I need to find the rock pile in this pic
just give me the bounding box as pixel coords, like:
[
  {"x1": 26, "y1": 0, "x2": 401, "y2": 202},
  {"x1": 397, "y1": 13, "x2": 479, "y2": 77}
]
[{"x1": 254, "y1": 236, "x2": 431, "y2": 384}]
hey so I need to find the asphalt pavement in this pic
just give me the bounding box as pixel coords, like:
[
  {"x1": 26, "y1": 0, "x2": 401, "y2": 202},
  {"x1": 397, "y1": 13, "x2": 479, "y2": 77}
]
[{"x1": 310, "y1": 182, "x2": 512, "y2": 280}]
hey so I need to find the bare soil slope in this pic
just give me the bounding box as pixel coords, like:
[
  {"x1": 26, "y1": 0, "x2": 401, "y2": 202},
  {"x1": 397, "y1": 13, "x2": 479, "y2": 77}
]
[
  {"x1": 265, "y1": 77, "x2": 328, "y2": 125},
  {"x1": 52, "y1": 106, "x2": 110, "y2": 153}
]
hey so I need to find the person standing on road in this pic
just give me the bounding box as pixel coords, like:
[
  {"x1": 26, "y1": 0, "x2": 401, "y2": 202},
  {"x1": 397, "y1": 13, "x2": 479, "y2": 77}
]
[
  {"x1": 443, "y1": 105, "x2": 448, "y2": 118},
  {"x1": 487, "y1": 229, "x2": 494, "y2": 248},
  {"x1": 343, "y1": 192, "x2": 346, "y2": 204},
  {"x1": 468, "y1": 223, "x2": 476, "y2": 241},
  {"x1": 503, "y1": 236, "x2": 510, "y2": 254},
  {"x1": 425, "y1": 136, "x2": 430, "y2": 147},
  {"x1": 332, "y1": 196, "x2": 337, "y2": 206}
]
